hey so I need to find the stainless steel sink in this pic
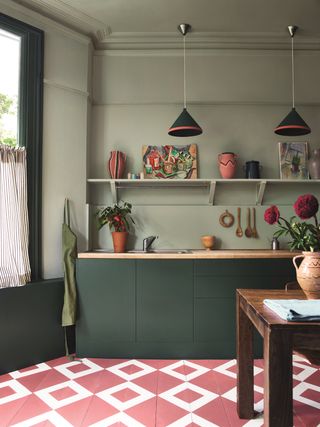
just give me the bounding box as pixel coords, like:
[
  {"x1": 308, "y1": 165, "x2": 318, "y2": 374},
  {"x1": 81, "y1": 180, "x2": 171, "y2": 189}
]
[{"x1": 128, "y1": 249, "x2": 193, "y2": 254}]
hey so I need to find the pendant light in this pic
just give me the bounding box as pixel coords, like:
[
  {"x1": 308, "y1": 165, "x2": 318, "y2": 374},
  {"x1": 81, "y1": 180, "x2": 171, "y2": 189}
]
[
  {"x1": 168, "y1": 24, "x2": 202, "y2": 137},
  {"x1": 274, "y1": 25, "x2": 311, "y2": 136}
]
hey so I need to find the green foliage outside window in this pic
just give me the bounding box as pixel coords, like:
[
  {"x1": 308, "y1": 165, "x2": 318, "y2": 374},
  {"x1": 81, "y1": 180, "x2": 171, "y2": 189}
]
[{"x1": 0, "y1": 92, "x2": 17, "y2": 146}]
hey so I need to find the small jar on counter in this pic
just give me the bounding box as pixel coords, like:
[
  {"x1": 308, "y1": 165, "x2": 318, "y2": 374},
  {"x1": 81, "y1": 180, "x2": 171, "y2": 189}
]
[{"x1": 271, "y1": 237, "x2": 280, "y2": 250}]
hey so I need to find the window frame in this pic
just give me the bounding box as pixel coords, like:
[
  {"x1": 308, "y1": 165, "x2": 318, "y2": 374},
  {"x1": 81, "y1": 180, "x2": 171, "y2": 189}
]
[{"x1": 0, "y1": 13, "x2": 44, "y2": 280}]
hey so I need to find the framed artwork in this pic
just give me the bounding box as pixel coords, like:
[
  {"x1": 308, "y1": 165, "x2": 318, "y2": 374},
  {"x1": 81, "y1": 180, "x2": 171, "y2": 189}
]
[
  {"x1": 142, "y1": 144, "x2": 197, "y2": 179},
  {"x1": 278, "y1": 142, "x2": 309, "y2": 180}
]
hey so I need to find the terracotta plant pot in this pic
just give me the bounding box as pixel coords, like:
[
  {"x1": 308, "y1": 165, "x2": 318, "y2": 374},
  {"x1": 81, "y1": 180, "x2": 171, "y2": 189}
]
[
  {"x1": 293, "y1": 251, "x2": 320, "y2": 299},
  {"x1": 112, "y1": 231, "x2": 128, "y2": 253},
  {"x1": 218, "y1": 152, "x2": 237, "y2": 179}
]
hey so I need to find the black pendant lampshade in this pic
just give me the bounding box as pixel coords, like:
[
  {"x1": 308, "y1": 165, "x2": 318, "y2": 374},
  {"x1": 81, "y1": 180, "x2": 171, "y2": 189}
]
[
  {"x1": 168, "y1": 24, "x2": 203, "y2": 137},
  {"x1": 168, "y1": 108, "x2": 202, "y2": 137},
  {"x1": 274, "y1": 107, "x2": 311, "y2": 136},
  {"x1": 274, "y1": 26, "x2": 311, "y2": 136}
]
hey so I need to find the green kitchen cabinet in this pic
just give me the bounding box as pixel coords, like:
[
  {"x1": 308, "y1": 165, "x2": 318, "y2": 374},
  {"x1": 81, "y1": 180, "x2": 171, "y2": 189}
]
[
  {"x1": 136, "y1": 260, "x2": 193, "y2": 342},
  {"x1": 76, "y1": 258, "x2": 295, "y2": 358},
  {"x1": 76, "y1": 259, "x2": 136, "y2": 356}
]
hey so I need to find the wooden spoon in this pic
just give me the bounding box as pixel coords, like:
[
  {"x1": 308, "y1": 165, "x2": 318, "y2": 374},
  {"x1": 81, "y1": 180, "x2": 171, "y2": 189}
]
[
  {"x1": 245, "y1": 208, "x2": 252, "y2": 238},
  {"x1": 251, "y1": 207, "x2": 258, "y2": 238},
  {"x1": 236, "y1": 207, "x2": 243, "y2": 237}
]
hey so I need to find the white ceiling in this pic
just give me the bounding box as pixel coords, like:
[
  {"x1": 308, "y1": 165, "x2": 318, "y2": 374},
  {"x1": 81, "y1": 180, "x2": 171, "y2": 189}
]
[{"x1": 11, "y1": 0, "x2": 320, "y2": 49}]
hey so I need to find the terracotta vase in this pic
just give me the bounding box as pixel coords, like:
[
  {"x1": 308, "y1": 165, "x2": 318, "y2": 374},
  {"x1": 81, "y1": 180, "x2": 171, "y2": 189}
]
[
  {"x1": 293, "y1": 251, "x2": 320, "y2": 299},
  {"x1": 308, "y1": 148, "x2": 320, "y2": 179},
  {"x1": 108, "y1": 151, "x2": 126, "y2": 179},
  {"x1": 112, "y1": 231, "x2": 128, "y2": 253},
  {"x1": 218, "y1": 152, "x2": 237, "y2": 179}
]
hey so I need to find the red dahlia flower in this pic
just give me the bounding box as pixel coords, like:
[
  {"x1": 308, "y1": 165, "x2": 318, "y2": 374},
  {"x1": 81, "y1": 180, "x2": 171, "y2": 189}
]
[
  {"x1": 264, "y1": 194, "x2": 320, "y2": 252},
  {"x1": 264, "y1": 205, "x2": 280, "y2": 225},
  {"x1": 294, "y1": 194, "x2": 319, "y2": 219}
]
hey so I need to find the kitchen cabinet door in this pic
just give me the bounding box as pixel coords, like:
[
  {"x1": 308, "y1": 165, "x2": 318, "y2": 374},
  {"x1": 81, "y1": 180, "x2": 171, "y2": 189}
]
[
  {"x1": 76, "y1": 259, "x2": 135, "y2": 356},
  {"x1": 136, "y1": 260, "x2": 193, "y2": 342}
]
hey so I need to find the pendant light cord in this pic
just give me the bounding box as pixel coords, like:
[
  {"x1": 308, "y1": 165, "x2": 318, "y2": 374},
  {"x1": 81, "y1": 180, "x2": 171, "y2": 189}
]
[
  {"x1": 183, "y1": 34, "x2": 186, "y2": 109},
  {"x1": 291, "y1": 34, "x2": 295, "y2": 109}
]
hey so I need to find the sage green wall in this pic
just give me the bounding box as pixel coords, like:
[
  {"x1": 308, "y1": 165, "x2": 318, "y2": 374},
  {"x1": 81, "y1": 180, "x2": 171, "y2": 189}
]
[
  {"x1": 0, "y1": 1, "x2": 91, "y2": 277},
  {"x1": 90, "y1": 49, "x2": 320, "y2": 250}
]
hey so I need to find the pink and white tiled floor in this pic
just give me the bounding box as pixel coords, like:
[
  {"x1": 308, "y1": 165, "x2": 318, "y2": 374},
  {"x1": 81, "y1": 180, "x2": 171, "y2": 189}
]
[{"x1": 0, "y1": 355, "x2": 319, "y2": 427}]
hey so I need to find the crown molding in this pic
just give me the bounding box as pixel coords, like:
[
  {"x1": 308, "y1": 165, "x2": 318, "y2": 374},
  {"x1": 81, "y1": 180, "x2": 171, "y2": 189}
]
[
  {"x1": 1, "y1": 0, "x2": 90, "y2": 44},
  {"x1": 7, "y1": 1, "x2": 320, "y2": 51},
  {"x1": 94, "y1": 31, "x2": 320, "y2": 51},
  {"x1": 92, "y1": 100, "x2": 320, "y2": 107},
  {"x1": 11, "y1": 0, "x2": 105, "y2": 37}
]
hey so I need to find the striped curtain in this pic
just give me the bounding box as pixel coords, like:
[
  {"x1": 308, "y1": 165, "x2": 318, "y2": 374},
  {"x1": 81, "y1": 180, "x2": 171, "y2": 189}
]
[{"x1": 0, "y1": 145, "x2": 31, "y2": 288}]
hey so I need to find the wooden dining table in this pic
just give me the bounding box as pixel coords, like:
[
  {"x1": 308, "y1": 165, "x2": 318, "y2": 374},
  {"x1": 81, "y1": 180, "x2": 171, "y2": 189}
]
[{"x1": 236, "y1": 289, "x2": 320, "y2": 427}]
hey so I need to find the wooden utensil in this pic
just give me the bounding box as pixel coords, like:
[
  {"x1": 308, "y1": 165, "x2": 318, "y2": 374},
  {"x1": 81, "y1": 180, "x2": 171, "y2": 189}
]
[
  {"x1": 251, "y1": 207, "x2": 258, "y2": 238},
  {"x1": 245, "y1": 208, "x2": 252, "y2": 238},
  {"x1": 236, "y1": 207, "x2": 243, "y2": 237}
]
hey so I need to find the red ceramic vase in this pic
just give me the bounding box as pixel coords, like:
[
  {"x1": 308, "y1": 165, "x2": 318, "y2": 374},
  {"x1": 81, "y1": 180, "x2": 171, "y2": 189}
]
[
  {"x1": 108, "y1": 151, "x2": 126, "y2": 179},
  {"x1": 218, "y1": 152, "x2": 237, "y2": 179}
]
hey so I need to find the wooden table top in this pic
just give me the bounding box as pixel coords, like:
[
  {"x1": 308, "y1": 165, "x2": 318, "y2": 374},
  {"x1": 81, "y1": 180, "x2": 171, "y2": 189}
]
[{"x1": 237, "y1": 289, "x2": 320, "y2": 330}]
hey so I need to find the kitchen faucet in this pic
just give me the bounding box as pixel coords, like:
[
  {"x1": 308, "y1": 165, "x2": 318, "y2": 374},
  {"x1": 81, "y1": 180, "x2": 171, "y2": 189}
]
[{"x1": 143, "y1": 235, "x2": 158, "y2": 252}]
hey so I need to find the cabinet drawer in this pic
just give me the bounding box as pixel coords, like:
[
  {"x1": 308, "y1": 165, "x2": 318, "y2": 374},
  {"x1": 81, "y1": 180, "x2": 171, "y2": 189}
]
[
  {"x1": 194, "y1": 259, "x2": 294, "y2": 277},
  {"x1": 195, "y1": 275, "x2": 293, "y2": 298}
]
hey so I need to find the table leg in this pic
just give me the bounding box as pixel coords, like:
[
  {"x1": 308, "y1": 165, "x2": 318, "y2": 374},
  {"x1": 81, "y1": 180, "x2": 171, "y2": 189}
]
[
  {"x1": 263, "y1": 328, "x2": 293, "y2": 427},
  {"x1": 237, "y1": 293, "x2": 254, "y2": 419}
]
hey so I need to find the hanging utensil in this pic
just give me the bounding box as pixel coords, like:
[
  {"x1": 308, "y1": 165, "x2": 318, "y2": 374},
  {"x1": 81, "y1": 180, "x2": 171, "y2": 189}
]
[
  {"x1": 251, "y1": 207, "x2": 258, "y2": 238},
  {"x1": 236, "y1": 207, "x2": 243, "y2": 237},
  {"x1": 219, "y1": 210, "x2": 235, "y2": 228},
  {"x1": 245, "y1": 208, "x2": 252, "y2": 238}
]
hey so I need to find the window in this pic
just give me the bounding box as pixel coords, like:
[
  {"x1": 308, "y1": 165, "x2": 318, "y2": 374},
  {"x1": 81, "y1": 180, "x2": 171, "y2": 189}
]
[
  {"x1": 0, "y1": 13, "x2": 44, "y2": 280},
  {"x1": 0, "y1": 29, "x2": 20, "y2": 146}
]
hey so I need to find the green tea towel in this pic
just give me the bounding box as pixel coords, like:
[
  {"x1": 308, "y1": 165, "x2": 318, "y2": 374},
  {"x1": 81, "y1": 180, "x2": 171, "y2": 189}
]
[{"x1": 62, "y1": 199, "x2": 77, "y2": 327}]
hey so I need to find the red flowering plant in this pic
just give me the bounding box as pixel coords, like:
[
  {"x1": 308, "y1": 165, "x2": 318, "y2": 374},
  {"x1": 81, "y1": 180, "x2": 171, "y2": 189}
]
[
  {"x1": 96, "y1": 201, "x2": 134, "y2": 232},
  {"x1": 264, "y1": 194, "x2": 320, "y2": 252}
]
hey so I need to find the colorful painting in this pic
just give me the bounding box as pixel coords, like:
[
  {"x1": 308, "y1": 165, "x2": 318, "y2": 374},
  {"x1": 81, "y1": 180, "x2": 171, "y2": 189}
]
[
  {"x1": 142, "y1": 145, "x2": 197, "y2": 179},
  {"x1": 279, "y1": 142, "x2": 309, "y2": 180}
]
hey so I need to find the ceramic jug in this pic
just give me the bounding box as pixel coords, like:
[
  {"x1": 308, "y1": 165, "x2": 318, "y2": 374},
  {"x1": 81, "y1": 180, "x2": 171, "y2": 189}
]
[
  {"x1": 293, "y1": 251, "x2": 320, "y2": 299},
  {"x1": 108, "y1": 151, "x2": 126, "y2": 179},
  {"x1": 218, "y1": 152, "x2": 237, "y2": 179},
  {"x1": 308, "y1": 149, "x2": 320, "y2": 180}
]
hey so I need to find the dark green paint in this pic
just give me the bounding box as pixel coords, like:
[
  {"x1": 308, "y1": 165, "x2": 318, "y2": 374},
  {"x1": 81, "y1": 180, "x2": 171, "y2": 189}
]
[
  {"x1": 194, "y1": 259, "x2": 294, "y2": 277},
  {"x1": 76, "y1": 258, "x2": 295, "y2": 358},
  {"x1": 76, "y1": 260, "x2": 136, "y2": 356},
  {"x1": 195, "y1": 275, "x2": 293, "y2": 298},
  {"x1": 0, "y1": 279, "x2": 65, "y2": 375},
  {"x1": 136, "y1": 260, "x2": 193, "y2": 342}
]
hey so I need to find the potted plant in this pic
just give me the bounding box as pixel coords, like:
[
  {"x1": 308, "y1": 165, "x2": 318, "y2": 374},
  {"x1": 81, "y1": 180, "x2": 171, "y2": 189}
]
[
  {"x1": 96, "y1": 201, "x2": 134, "y2": 253},
  {"x1": 264, "y1": 194, "x2": 320, "y2": 298}
]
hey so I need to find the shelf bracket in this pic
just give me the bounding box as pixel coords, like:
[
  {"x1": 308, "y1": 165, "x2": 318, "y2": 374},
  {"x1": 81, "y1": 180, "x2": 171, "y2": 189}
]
[
  {"x1": 256, "y1": 180, "x2": 267, "y2": 205},
  {"x1": 110, "y1": 180, "x2": 118, "y2": 204},
  {"x1": 209, "y1": 180, "x2": 217, "y2": 205}
]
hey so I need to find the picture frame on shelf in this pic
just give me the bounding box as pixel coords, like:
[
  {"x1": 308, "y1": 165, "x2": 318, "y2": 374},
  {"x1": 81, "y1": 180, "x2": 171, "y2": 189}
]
[
  {"x1": 142, "y1": 144, "x2": 197, "y2": 179},
  {"x1": 278, "y1": 142, "x2": 309, "y2": 180}
]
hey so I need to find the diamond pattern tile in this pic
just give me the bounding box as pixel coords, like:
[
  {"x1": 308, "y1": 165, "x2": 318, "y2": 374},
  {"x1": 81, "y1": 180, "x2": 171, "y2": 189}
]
[{"x1": 0, "y1": 355, "x2": 318, "y2": 426}]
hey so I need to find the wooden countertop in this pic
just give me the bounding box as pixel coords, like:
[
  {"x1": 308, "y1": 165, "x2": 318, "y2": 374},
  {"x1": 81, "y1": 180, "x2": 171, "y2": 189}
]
[{"x1": 78, "y1": 249, "x2": 298, "y2": 259}]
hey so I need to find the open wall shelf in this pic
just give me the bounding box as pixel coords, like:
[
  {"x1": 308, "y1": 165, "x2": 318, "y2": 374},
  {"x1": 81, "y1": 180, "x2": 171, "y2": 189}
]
[{"x1": 87, "y1": 178, "x2": 320, "y2": 206}]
